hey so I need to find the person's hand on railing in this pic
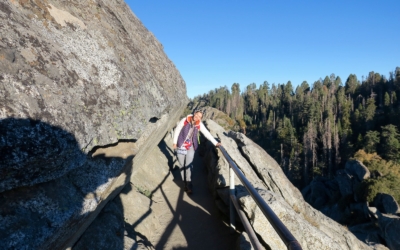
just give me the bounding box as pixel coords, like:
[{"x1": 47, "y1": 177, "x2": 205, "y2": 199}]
[{"x1": 215, "y1": 142, "x2": 221, "y2": 147}]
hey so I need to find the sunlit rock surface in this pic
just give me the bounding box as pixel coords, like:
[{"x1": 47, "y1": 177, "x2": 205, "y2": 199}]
[{"x1": 0, "y1": 0, "x2": 187, "y2": 249}]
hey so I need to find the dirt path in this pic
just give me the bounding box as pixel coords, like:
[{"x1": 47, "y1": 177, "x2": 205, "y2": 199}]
[{"x1": 149, "y1": 151, "x2": 239, "y2": 249}]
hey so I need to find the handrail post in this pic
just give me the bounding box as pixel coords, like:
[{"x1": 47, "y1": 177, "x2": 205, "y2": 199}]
[{"x1": 229, "y1": 163, "x2": 235, "y2": 233}]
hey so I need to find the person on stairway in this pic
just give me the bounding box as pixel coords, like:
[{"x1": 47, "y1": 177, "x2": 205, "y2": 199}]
[{"x1": 173, "y1": 109, "x2": 221, "y2": 194}]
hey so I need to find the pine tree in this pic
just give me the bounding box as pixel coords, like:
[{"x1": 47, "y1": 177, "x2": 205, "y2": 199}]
[
  {"x1": 345, "y1": 74, "x2": 360, "y2": 95},
  {"x1": 364, "y1": 96, "x2": 376, "y2": 131},
  {"x1": 303, "y1": 121, "x2": 317, "y2": 185},
  {"x1": 380, "y1": 124, "x2": 400, "y2": 162},
  {"x1": 364, "y1": 130, "x2": 380, "y2": 153},
  {"x1": 384, "y1": 92, "x2": 390, "y2": 107},
  {"x1": 334, "y1": 121, "x2": 341, "y2": 170}
]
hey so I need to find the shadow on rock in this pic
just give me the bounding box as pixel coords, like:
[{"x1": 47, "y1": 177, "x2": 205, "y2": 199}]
[
  {"x1": 0, "y1": 118, "x2": 133, "y2": 250},
  {"x1": 73, "y1": 139, "x2": 175, "y2": 250},
  {"x1": 0, "y1": 118, "x2": 86, "y2": 192}
]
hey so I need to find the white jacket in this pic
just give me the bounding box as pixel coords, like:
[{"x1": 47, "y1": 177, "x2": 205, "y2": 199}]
[{"x1": 173, "y1": 115, "x2": 218, "y2": 146}]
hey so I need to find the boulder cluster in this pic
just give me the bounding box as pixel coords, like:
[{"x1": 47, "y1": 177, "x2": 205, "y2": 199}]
[{"x1": 302, "y1": 160, "x2": 400, "y2": 249}]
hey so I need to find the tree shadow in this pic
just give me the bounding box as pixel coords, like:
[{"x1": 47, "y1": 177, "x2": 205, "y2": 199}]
[{"x1": 157, "y1": 134, "x2": 179, "y2": 172}]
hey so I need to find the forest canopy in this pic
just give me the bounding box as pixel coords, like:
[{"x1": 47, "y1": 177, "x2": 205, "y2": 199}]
[{"x1": 191, "y1": 67, "x2": 400, "y2": 192}]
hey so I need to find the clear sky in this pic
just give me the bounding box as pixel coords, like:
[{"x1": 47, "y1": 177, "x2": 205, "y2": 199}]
[{"x1": 125, "y1": 0, "x2": 400, "y2": 99}]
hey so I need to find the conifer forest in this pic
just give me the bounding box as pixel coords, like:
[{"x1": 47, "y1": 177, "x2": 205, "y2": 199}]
[{"x1": 192, "y1": 67, "x2": 400, "y2": 203}]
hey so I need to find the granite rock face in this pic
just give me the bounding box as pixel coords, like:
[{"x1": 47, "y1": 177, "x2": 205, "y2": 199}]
[
  {"x1": 0, "y1": 112, "x2": 184, "y2": 250},
  {"x1": 0, "y1": 0, "x2": 187, "y2": 249},
  {"x1": 0, "y1": 0, "x2": 186, "y2": 191},
  {"x1": 0, "y1": 118, "x2": 86, "y2": 193}
]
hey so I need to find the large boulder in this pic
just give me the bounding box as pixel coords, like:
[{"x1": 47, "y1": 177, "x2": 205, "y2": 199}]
[
  {"x1": 349, "y1": 202, "x2": 371, "y2": 224},
  {"x1": 302, "y1": 177, "x2": 333, "y2": 209},
  {"x1": 367, "y1": 207, "x2": 400, "y2": 249},
  {"x1": 0, "y1": 0, "x2": 187, "y2": 249},
  {"x1": 378, "y1": 213, "x2": 400, "y2": 250},
  {"x1": 201, "y1": 106, "x2": 238, "y2": 131},
  {"x1": 335, "y1": 169, "x2": 354, "y2": 197},
  {"x1": 199, "y1": 118, "x2": 249, "y2": 199},
  {"x1": 0, "y1": 0, "x2": 187, "y2": 192},
  {"x1": 349, "y1": 223, "x2": 387, "y2": 249},
  {"x1": 226, "y1": 130, "x2": 310, "y2": 210},
  {"x1": 373, "y1": 193, "x2": 400, "y2": 215},
  {"x1": 345, "y1": 159, "x2": 371, "y2": 182},
  {"x1": 321, "y1": 204, "x2": 351, "y2": 224}
]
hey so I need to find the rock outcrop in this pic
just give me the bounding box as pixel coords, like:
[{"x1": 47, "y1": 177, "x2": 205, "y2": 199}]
[
  {"x1": 201, "y1": 106, "x2": 238, "y2": 131},
  {"x1": 0, "y1": 0, "x2": 186, "y2": 192},
  {"x1": 373, "y1": 193, "x2": 400, "y2": 215},
  {"x1": 345, "y1": 160, "x2": 371, "y2": 182},
  {"x1": 200, "y1": 118, "x2": 388, "y2": 250},
  {"x1": 302, "y1": 158, "x2": 400, "y2": 249},
  {"x1": 377, "y1": 213, "x2": 400, "y2": 250},
  {"x1": 0, "y1": 0, "x2": 187, "y2": 249}
]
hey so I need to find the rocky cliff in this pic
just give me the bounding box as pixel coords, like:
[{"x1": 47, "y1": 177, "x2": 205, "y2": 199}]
[{"x1": 0, "y1": 0, "x2": 187, "y2": 249}]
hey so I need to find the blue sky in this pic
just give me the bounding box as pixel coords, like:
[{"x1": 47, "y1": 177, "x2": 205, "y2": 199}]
[{"x1": 126, "y1": 0, "x2": 400, "y2": 99}]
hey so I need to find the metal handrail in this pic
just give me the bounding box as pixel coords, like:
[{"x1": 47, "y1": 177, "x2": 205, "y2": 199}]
[{"x1": 219, "y1": 146, "x2": 302, "y2": 250}]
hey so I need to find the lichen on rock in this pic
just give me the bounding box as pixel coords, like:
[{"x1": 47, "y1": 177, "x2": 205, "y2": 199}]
[{"x1": 0, "y1": 0, "x2": 187, "y2": 249}]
